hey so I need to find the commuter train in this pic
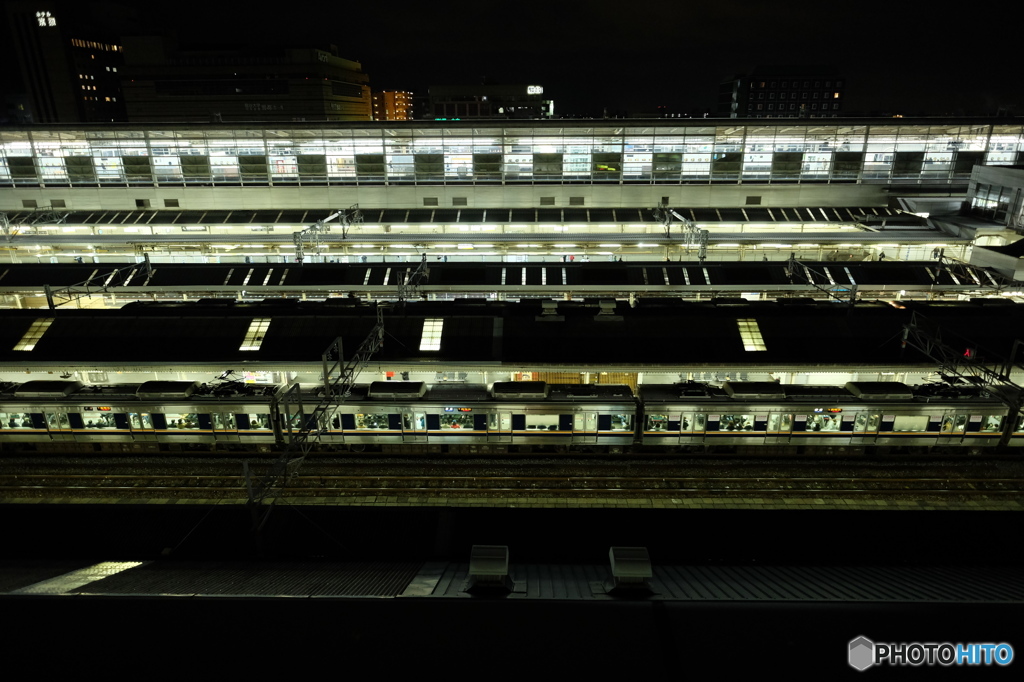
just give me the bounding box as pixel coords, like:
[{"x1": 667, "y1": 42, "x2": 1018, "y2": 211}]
[{"x1": 0, "y1": 378, "x2": 1020, "y2": 454}]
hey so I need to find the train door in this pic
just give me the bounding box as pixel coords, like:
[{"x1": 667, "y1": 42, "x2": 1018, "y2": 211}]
[
  {"x1": 44, "y1": 410, "x2": 72, "y2": 443},
  {"x1": 852, "y1": 412, "x2": 880, "y2": 444},
  {"x1": 764, "y1": 412, "x2": 792, "y2": 445},
  {"x1": 680, "y1": 412, "x2": 707, "y2": 444},
  {"x1": 573, "y1": 412, "x2": 598, "y2": 444},
  {"x1": 488, "y1": 412, "x2": 512, "y2": 443},
  {"x1": 937, "y1": 413, "x2": 968, "y2": 446},
  {"x1": 128, "y1": 412, "x2": 158, "y2": 443},
  {"x1": 212, "y1": 412, "x2": 239, "y2": 444},
  {"x1": 402, "y1": 409, "x2": 427, "y2": 443}
]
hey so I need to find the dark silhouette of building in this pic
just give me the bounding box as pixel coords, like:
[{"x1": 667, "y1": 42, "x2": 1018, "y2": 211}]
[
  {"x1": 120, "y1": 37, "x2": 371, "y2": 123},
  {"x1": 719, "y1": 69, "x2": 846, "y2": 119},
  {"x1": 5, "y1": 1, "x2": 136, "y2": 123},
  {"x1": 428, "y1": 84, "x2": 553, "y2": 120}
]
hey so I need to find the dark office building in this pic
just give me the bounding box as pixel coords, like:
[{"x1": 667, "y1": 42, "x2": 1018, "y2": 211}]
[
  {"x1": 4, "y1": 1, "x2": 135, "y2": 123},
  {"x1": 428, "y1": 84, "x2": 554, "y2": 120},
  {"x1": 718, "y1": 70, "x2": 846, "y2": 119},
  {"x1": 120, "y1": 37, "x2": 372, "y2": 123}
]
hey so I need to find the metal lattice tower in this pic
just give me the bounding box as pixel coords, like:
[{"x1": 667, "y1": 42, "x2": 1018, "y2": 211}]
[
  {"x1": 652, "y1": 203, "x2": 708, "y2": 260},
  {"x1": 932, "y1": 254, "x2": 1014, "y2": 292},
  {"x1": 397, "y1": 256, "x2": 430, "y2": 302},
  {"x1": 902, "y1": 311, "x2": 1024, "y2": 448},
  {"x1": 785, "y1": 252, "x2": 858, "y2": 304},
  {"x1": 292, "y1": 205, "x2": 364, "y2": 263},
  {"x1": 44, "y1": 253, "x2": 155, "y2": 310},
  {"x1": 0, "y1": 213, "x2": 14, "y2": 242},
  {"x1": 245, "y1": 303, "x2": 387, "y2": 533}
]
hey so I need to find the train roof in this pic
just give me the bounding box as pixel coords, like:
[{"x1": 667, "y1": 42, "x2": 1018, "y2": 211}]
[{"x1": 1, "y1": 298, "x2": 1022, "y2": 371}]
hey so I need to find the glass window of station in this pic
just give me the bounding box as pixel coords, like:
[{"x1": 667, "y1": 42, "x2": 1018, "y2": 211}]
[{"x1": 2, "y1": 123, "x2": 1020, "y2": 187}]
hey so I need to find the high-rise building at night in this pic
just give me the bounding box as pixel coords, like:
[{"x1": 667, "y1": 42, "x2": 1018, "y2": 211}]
[
  {"x1": 120, "y1": 37, "x2": 372, "y2": 123},
  {"x1": 5, "y1": 1, "x2": 134, "y2": 123},
  {"x1": 719, "y1": 70, "x2": 846, "y2": 119},
  {"x1": 372, "y1": 91, "x2": 414, "y2": 121}
]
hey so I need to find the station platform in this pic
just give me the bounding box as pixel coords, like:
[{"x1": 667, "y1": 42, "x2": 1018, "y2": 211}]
[{"x1": 0, "y1": 259, "x2": 1003, "y2": 301}]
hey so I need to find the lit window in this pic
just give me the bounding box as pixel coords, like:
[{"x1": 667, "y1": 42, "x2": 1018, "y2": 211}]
[
  {"x1": 737, "y1": 319, "x2": 766, "y2": 351},
  {"x1": 14, "y1": 318, "x2": 54, "y2": 351},
  {"x1": 240, "y1": 318, "x2": 272, "y2": 351},
  {"x1": 420, "y1": 318, "x2": 443, "y2": 351},
  {"x1": 113, "y1": 67, "x2": 117, "y2": 72},
  {"x1": 833, "y1": 92, "x2": 840, "y2": 99}
]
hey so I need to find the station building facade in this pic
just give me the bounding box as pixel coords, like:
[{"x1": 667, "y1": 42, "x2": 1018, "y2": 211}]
[{"x1": 1, "y1": 119, "x2": 1022, "y2": 214}]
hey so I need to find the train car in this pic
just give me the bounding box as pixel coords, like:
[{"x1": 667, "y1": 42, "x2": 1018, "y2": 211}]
[
  {"x1": 639, "y1": 381, "x2": 1018, "y2": 450},
  {"x1": 322, "y1": 381, "x2": 637, "y2": 449},
  {"x1": 2, "y1": 376, "x2": 1021, "y2": 454},
  {"x1": 0, "y1": 379, "x2": 281, "y2": 451},
  {"x1": 1, "y1": 379, "x2": 638, "y2": 452}
]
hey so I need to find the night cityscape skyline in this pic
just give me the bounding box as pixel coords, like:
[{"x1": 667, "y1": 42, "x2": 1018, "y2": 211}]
[{"x1": 3, "y1": 0, "x2": 1022, "y2": 120}]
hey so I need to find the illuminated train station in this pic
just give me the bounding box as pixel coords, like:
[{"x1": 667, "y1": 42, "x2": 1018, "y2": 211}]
[
  {"x1": 4, "y1": 8, "x2": 1023, "y2": 669},
  {"x1": 1, "y1": 118, "x2": 1021, "y2": 266}
]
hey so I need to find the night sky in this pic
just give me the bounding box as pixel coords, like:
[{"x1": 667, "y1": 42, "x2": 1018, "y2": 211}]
[{"x1": 4, "y1": 0, "x2": 1023, "y2": 118}]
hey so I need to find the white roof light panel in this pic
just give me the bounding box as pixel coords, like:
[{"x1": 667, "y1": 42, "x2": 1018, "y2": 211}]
[
  {"x1": 737, "y1": 318, "x2": 767, "y2": 351},
  {"x1": 14, "y1": 318, "x2": 55, "y2": 351},
  {"x1": 240, "y1": 317, "x2": 272, "y2": 351},
  {"x1": 420, "y1": 318, "x2": 443, "y2": 351}
]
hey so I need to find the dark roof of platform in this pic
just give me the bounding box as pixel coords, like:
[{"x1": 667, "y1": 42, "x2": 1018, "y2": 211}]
[{"x1": 1, "y1": 298, "x2": 1021, "y2": 367}]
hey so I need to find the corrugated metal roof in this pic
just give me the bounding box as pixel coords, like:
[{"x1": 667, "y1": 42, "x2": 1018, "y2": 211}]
[
  {"x1": 0, "y1": 559, "x2": 97, "y2": 593},
  {"x1": 425, "y1": 563, "x2": 1024, "y2": 602},
  {"x1": 67, "y1": 560, "x2": 424, "y2": 597}
]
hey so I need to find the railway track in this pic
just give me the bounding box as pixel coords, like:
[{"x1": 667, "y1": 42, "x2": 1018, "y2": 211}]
[{"x1": 2, "y1": 473, "x2": 1023, "y2": 499}]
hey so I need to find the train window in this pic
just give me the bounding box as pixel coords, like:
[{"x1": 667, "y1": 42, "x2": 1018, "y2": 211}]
[
  {"x1": 440, "y1": 414, "x2": 473, "y2": 430},
  {"x1": 853, "y1": 414, "x2": 880, "y2": 432},
  {"x1": 805, "y1": 414, "x2": 840, "y2": 432},
  {"x1": 719, "y1": 414, "x2": 754, "y2": 431},
  {"x1": 45, "y1": 412, "x2": 70, "y2": 430},
  {"x1": 525, "y1": 414, "x2": 559, "y2": 431},
  {"x1": 646, "y1": 414, "x2": 668, "y2": 431},
  {"x1": 979, "y1": 416, "x2": 1003, "y2": 433},
  {"x1": 165, "y1": 413, "x2": 201, "y2": 430},
  {"x1": 129, "y1": 413, "x2": 154, "y2": 430},
  {"x1": 83, "y1": 412, "x2": 117, "y2": 429},
  {"x1": 767, "y1": 414, "x2": 793, "y2": 432},
  {"x1": 241, "y1": 413, "x2": 273, "y2": 430},
  {"x1": 891, "y1": 415, "x2": 929, "y2": 432},
  {"x1": 609, "y1": 414, "x2": 632, "y2": 431},
  {"x1": 690, "y1": 414, "x2": 706, "y2": 432},
  {"x1": 355, "y1": 414, "x2": 389, "y2": 430},
  {"x1": 940, "y1": 415, "x2": 967, "y2": 434},
  {"x1": 1, "y1": 412, "x2": 35, "y2": 429},
  {"x1": 212, "y1": 413, "x2": 236, "y2": 430}
]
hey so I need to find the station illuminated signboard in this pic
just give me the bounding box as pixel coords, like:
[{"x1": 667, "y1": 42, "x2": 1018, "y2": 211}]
[{"x1": 526, "y1": 85, "x2": 543, "y2": 95}]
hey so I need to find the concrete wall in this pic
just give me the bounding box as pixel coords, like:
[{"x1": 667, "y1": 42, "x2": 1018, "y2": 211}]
[{"x1": 1, "y1": 183, "x2": 889, "y2": 213}]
